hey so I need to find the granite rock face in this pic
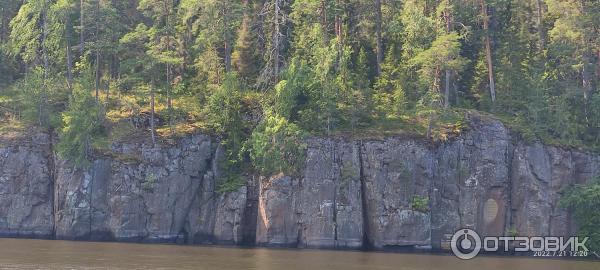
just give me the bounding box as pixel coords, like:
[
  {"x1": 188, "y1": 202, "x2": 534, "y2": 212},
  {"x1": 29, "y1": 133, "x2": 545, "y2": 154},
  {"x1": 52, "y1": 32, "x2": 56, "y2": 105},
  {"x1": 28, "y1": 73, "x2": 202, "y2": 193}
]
[
  {"x1": 0, "y1": 114, "x2": 599, "y2": 251},
  {"x1": 257, "y1": 114, "x2": 600, "y2": 250},
  {"x1": 427, "y1": 115, "x2": 513, "y2": 250},
  {"x1": 53, "y1": 135, "x2": 248, "y2": 244},
  {"x1": 256, "y1": 139, "x2": 363, "y2": 249},
  {"x1": 361, "y1": 139, "x2": 434, "y2": 249},
  {"x1": 0, "y1": 133, "x2": 54, "y2": 238},
  {"x1": 511, "y1": 143, "x2": 600, "y2": 238}
]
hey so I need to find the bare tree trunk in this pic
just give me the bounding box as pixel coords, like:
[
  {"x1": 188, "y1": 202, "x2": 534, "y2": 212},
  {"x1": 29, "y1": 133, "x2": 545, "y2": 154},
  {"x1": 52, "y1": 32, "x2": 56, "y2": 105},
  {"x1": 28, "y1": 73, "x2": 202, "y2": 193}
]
[
  {"x1": 444, "y1": 71, "x2": 451, "y2": 108},
  {"x1": 257, "y1": 0, "x2": 285, "y2": 88},
  {"x1": 335, "y1": 0, "x2": 344, "y2": 70},
  {"x1": 375, "y1": 0, "x2": 383, "y2": 76},
  {"x1": 164, "y1": 0, "x2": 173, "y2": 129},
  {"x1": 583, "y1": 53, "x2": 593, "y2": 125},
  {"x1": 480, "y1": 0, "x2": 496, "y2": 103},
  {"x1": 80, "y1": 0, "x2": 85, "y2": 57},
  {"x1": 40, "y1": 0, "x2": 49, "y2": 126},
  {"x1": 94, "y1": 0, "x2": 100, "y2": 102},
  {"x1": 320, "y1": 0, "x2": 328, "y2": 44},
  {"x1": 443, "y1": 5, "x2": 453, "y2": 108},
  {"x1": 65, "y1": 15, "x2": 74, "y2": 92},
  {"x1": 42, "y1": 7, "x2": 49, "y2": 82},
  {"x1": 182, "y1": 17, "x2": 193, "y2": 69},
  {"x1": 223, "y1": 2, "x2": 232, "y2": 72},
  {"x1": 110, "y1": 0, "x2": 119, "y2": 80},
  {"x1": 335, "y1": 0, "x2": 342, "y2": 44},
  {"x1": 150, "y1": 82, "x2": 156, "y2": 146},
  {"x1": 428, "y1": 66, "x2": 442, "y2": 138},
  {"x1": 224, "y1": 40, "x2": 232, "y2": 72},
  {"x1": 95, "y1": 51, "x2": 101, "y2": 101},
  {"x1": 273, "y1": 0, "x2": 281, "y2": 83},
  {"x1": 0, "y1": 6, "x2": 6, "y2": 43},
  {"x1": 255, "y1": 0, "x2": 266, "y2": 53},
  {"x1": 535, "y1": 0, "x2": 545, "y2": 52},
  {"x1": 452, "y1": 71, "x2": 459, "y2": 105}
]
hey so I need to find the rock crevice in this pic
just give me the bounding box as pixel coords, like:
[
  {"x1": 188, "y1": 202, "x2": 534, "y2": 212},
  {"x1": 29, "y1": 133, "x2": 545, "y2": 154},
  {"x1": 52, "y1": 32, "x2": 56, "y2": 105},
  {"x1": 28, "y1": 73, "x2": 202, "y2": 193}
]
[
  {"x1": 255, "y1": 115, "x2": 599, "y2": 250},
  {"x1": 0, "y1": 115, "x2": 598, "y2": 250}
]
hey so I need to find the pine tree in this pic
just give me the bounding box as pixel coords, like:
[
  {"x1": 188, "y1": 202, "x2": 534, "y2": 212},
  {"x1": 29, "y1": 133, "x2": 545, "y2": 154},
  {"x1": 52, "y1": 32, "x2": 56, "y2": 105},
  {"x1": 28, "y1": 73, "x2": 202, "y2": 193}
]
[
  {"x1": 232, "y1": 14, "x2": 260, "y2": 84},
  {"x1": 57, "y1": 70, "x2": 105, "y2": 168}
]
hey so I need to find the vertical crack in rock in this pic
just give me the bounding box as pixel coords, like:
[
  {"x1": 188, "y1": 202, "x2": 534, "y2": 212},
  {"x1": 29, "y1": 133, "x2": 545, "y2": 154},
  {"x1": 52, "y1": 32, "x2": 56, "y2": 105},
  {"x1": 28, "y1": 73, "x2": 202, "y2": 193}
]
[
  {"x1": 173, "y1": 148, "x2": 214, "y2": 238},
  {"x1": 455, "y1": 144, "x2": 464, "y2": 230},
  {"x1": 332, "y1": 186, "x2": 338, "y2": 243},
  {"x1": 241, "y1": 175, "x2": 258, "y2": 245},
  {"x1": 2, "y1": 116, "x2": 600, "y2": 251},
  {"x1": 506, "y1": 139, "x2": 515, "y2": 234},
  {"x1": 88, "y1": 165, "x2": 94, "y2": 239},
  {"x1": 174, "y1": 174, "x2": 201, "y2": 237},
  {"x1": 49, "y1": 131, "x2": 57, "y2": 239},
  {"x1": 332, "y1": 139, "x2": 339, "y2": 246},
  {"x1": 357, "y1": 140, "x2": 371, "y2": 250}
]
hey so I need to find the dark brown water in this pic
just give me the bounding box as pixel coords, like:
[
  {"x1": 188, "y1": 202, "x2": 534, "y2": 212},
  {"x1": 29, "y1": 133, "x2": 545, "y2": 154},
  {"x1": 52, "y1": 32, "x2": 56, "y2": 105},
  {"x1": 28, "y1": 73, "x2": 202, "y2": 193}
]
[{"x1": 0, "y1": 238, "x2": 597, "y2": 270}]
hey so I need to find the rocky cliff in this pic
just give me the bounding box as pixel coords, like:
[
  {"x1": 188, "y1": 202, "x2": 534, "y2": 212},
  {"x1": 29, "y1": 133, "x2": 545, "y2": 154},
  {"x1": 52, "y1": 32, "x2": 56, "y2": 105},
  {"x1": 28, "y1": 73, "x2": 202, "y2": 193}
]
[
  {"x1": 1, "y1": 114, "x2": 598, "y2": 250},
  {"x1": 0, "y1": 133, "x2": 54, "y2": 238},
  {"x1": 256, "y1": 115, "x2": 599, "y2": 250},
  {"x1": 53, "y1": 135, "x2": 252, "y2": 244}
]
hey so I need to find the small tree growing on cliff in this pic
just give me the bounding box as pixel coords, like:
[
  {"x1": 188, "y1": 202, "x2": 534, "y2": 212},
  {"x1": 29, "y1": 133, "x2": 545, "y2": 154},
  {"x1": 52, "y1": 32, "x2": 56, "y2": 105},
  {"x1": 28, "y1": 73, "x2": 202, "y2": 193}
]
[
  {"x1": 410, "y1": 195, "x2": 430, "y2": 213},
  {"x1": 56, "y1": 72, "x2": 106, "y2": 168},
  {"x1": 560, "y1": 176, "x2": 600, "y2": 253},
  {"x1": 248, "y1": 112, "x2": 307, "y2": 176},
  {"x1": 207, "y1": 72, "x2": 246, "y2": 193}
]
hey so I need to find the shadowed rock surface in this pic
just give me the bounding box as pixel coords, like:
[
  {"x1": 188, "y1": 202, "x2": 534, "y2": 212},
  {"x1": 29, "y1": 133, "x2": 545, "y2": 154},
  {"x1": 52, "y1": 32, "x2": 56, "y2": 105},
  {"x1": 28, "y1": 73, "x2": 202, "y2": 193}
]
[
  {"x1": 256, "y1": 114, "x2": 599, "y2": 249},
  {"x1": 0, "y1": 133, "x2": 54, "y2": 238},
  {"x1": 0, "y1": 114, "x2": 598, "y2": 251},
  {"x1": 53, "y1": 135, "x2": 248, "y2": 244}
]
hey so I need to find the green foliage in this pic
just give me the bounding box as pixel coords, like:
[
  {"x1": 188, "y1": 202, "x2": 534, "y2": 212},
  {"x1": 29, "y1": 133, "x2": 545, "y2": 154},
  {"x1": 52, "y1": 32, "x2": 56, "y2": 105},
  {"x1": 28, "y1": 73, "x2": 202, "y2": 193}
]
[
  {"x1": 338, "y1": 47, "x2": 374, "y2": 129},
  {"x1": 5, "y1": 69, "x2": 46, "y2": 125},
  {"x1": 410, "y1": 195, "x2": 429, "y2": 213},
  {"x1": 207, "y1": 73, "x2": 244, "y2": 135},
  {"x1": 4, "y1": 68, "x2": 65, "y2": 128},
  {"x1": 374, "y1": 47, "x2": 408, "y2": 119},
  {"x1": 141, "y1": 172, "x2": 158, "y2": 192},
  {"x1": 216, "y1": 174, "x2": 245, "y2": 194},
  {"x1": 0, "y1": 46, "x2": 18, "y2": 89},
  {"x1": 206, "y1": 72, "x2": 247, "y2": 192},
  {"x1": 56, "y1": 74, "x2": 106, "y2": 168},
  {"x1": 1, "y1": 0, "x2": 597, "y2": 146},
  {"x1": 411, "y1": 33, "x2": 467, "y2": 85},
  {"x1": 249, "y1": 112, "x2": 307, "y2": 176},
  {"x1": 506, "y1": 227, "x2": 519, "y2": 237},
  {"x1": 8, "y1": 0, "x2": 45, "y2": 64},
  {"x1": 411, "y1": 33, "x2": 467, "y2": 130},
  {"x1": 232, "y1": 15, "x2": 260, "y2": 84},
  {"x1": 589, "y1": 93, "x2": 600, "y2": 148},
  {"x1": 560, "y1": 176, "x2": 600, "y2": 252},
  {"x1": 273, "y1": 59, "x2": 313, "y2": 121},
  {"x1": 109, "y1": 121, "x2": 138, "y2": 143},
  {"x1": 399, "y1": 0, "x2": 435, "y2": 60}
]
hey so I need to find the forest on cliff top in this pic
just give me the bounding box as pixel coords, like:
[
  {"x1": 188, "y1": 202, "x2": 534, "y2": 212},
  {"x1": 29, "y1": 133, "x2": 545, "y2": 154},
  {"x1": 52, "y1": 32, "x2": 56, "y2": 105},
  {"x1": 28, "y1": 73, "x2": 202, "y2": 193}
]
[{"x1": 0, "y1": 0, "x2": 599, "y2": 175}]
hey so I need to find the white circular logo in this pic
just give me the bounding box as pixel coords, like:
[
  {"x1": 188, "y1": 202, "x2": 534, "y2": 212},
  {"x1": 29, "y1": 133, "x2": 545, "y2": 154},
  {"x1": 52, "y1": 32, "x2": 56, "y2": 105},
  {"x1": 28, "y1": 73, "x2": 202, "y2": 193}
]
[{"x1": 451, "y1": 229, "x2": 482, "y2": 260}]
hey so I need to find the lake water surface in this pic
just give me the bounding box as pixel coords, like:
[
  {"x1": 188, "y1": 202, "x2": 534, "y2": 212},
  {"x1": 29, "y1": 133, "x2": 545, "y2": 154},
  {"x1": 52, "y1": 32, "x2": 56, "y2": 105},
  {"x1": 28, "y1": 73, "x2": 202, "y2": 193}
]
[{"x1": 0, "y1": 238, "x2": 597, "y2": 269}]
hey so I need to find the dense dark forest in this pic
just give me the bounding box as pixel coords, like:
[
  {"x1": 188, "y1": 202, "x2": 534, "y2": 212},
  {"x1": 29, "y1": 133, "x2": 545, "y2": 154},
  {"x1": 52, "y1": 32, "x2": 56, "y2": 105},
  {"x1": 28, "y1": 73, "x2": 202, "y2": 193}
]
[{"x1": 0, "y1": 0, "x2": 598, "y2": 177}]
